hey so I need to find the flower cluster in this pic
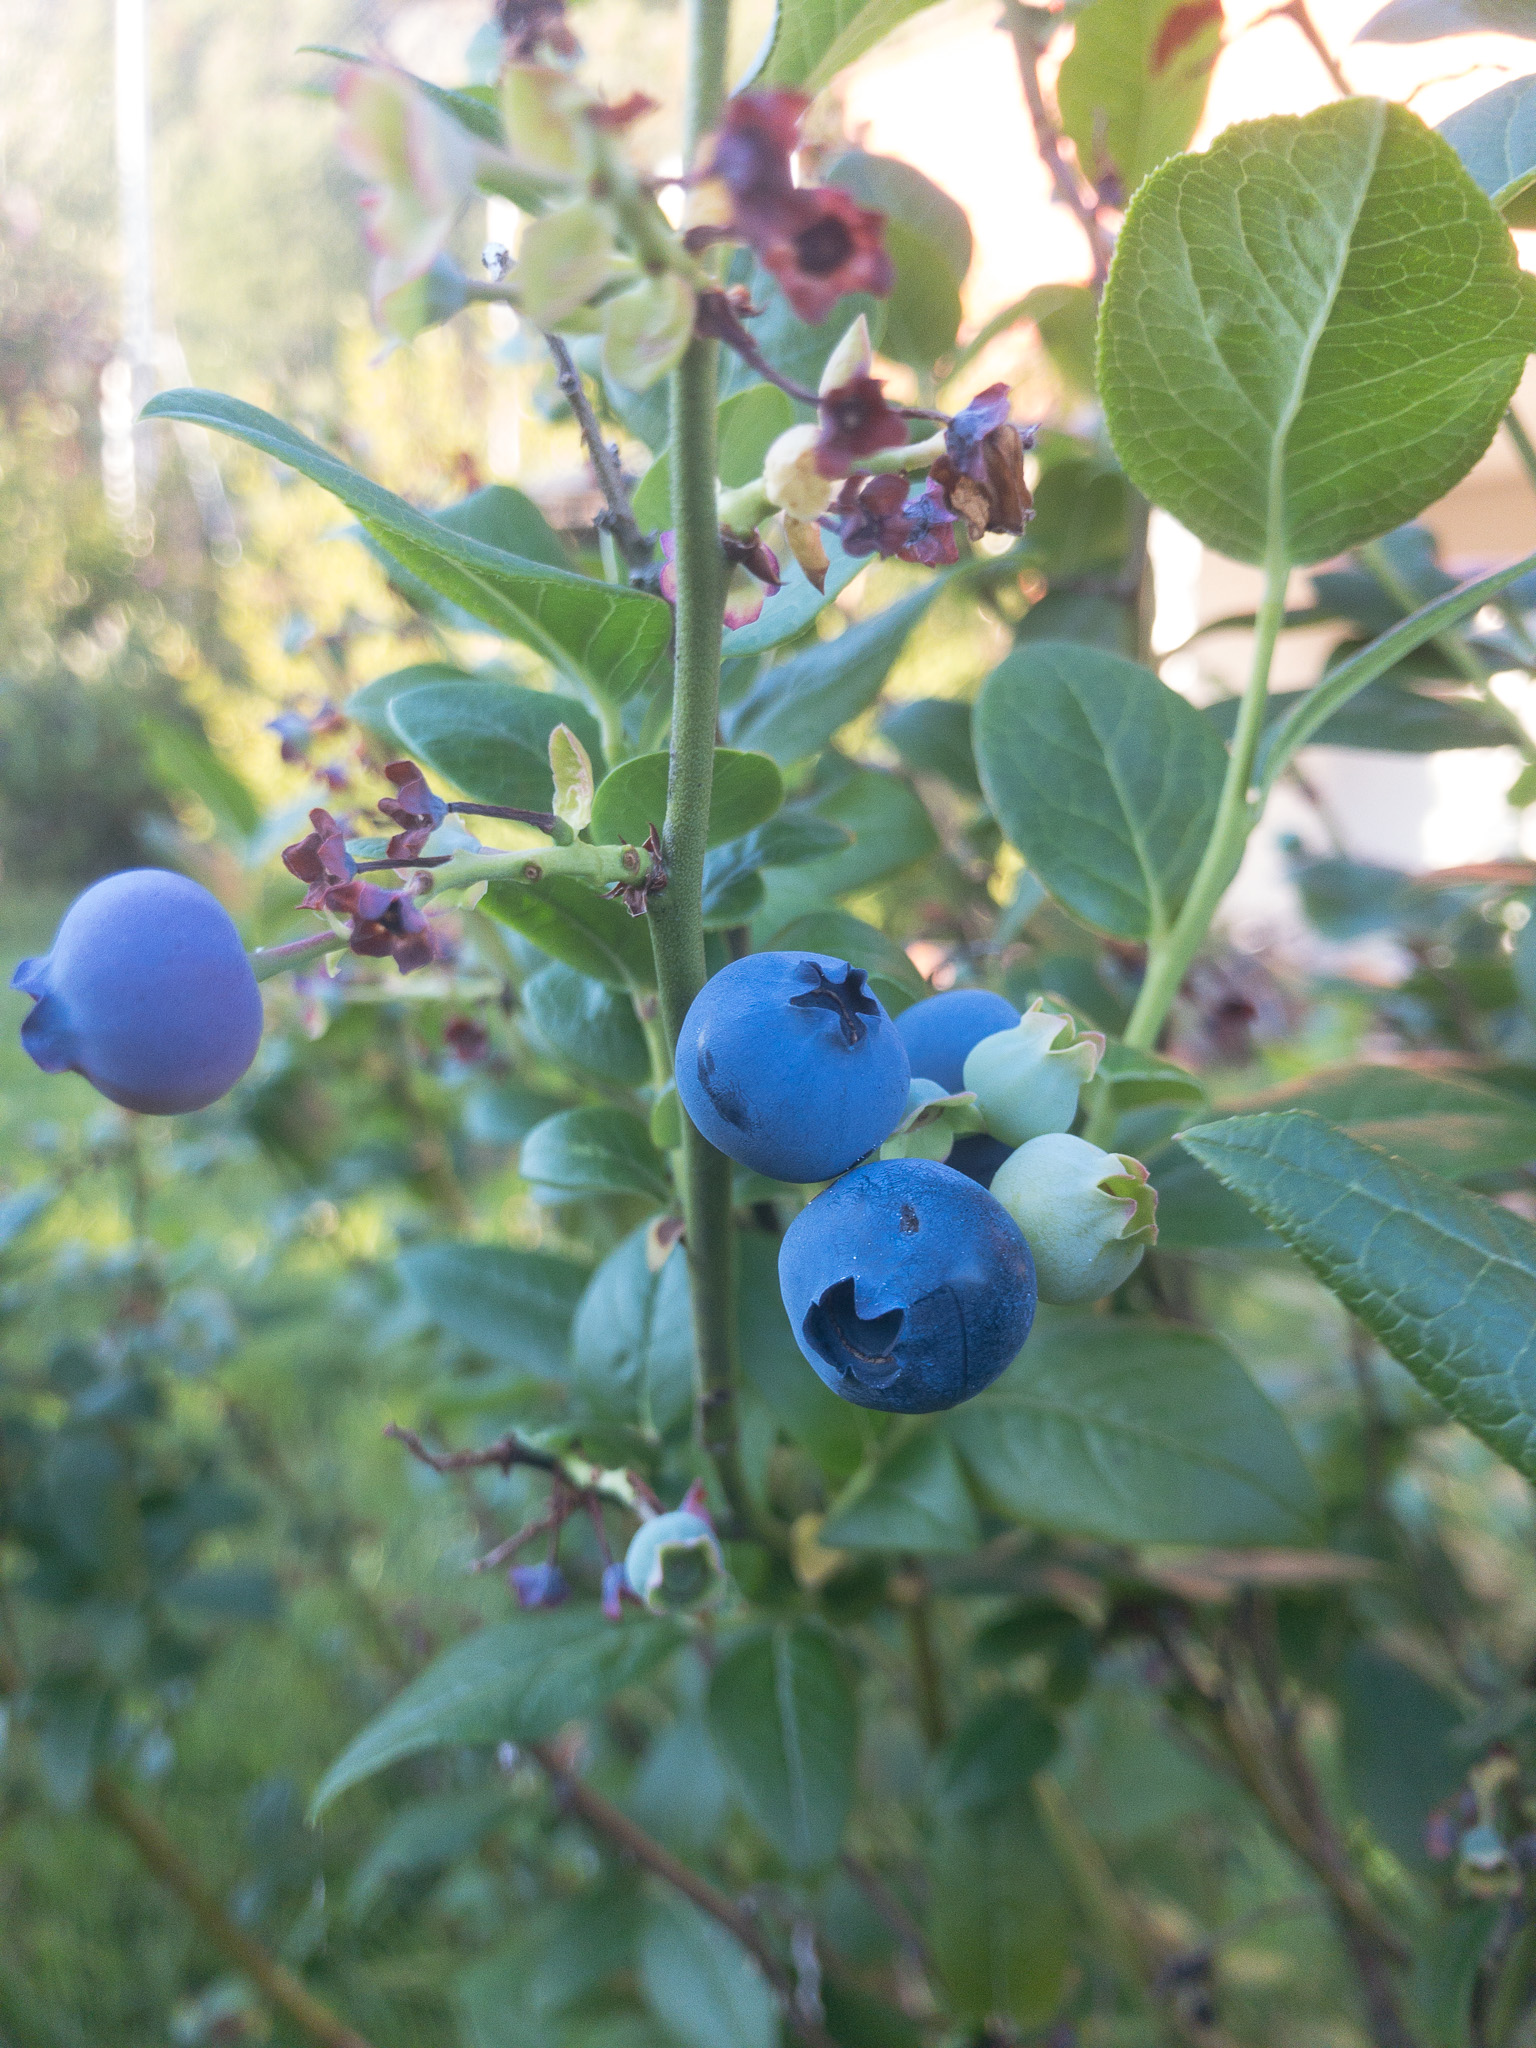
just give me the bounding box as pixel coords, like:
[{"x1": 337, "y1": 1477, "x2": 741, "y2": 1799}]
[{"x1": 281, "y1": 780, "x2": 453, "y2": 975}]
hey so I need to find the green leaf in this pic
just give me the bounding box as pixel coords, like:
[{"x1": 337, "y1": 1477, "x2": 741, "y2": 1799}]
[
  {"x1": 821, "y1": 1427, "x2": 980, "y2": 1552},
  {"x1": 484, "y1": 875, "x2": 656, "y2": 989},
  {"x1": 1357, "y1": 0, "x2": 1536, "y2": 39},
  {"x1": 706, "y1": 1622, "x2": 857, "y2": 1869},
  {"x1": 632, "y1": 385, "x2": 796, "y2": 530},
  {"x1": 397, "y1": 1244, "x2": 588, "y2": 1375},
  {"x1": 754, "y1": 765, "x2": 939, "y2": 935},
  {"x1": 767, "y1": 909, "x2": 928, "y2": 1015},
  {"x1": 948, "y1": 1313, "x2": 1319, "y2": 1544},
  {"x1": 745, "y1": 0, "x2": 944, "y2": 92},
  {"x1": 347, "y1": 662, "x2": 473, "y2": 747},
  {"x1": 702, "y1": 811, "x2": 853, "y2": 927},
  {"x1": 722, "y1": 529, "x2": 867, "y2": 658},
  {"x1": 1438, "y1": 75, "x2": 1536, "y2": 226},
  {"x1": 570, "y1": 1229, "x2": 695, "y2": 1438},
  {"x1": 827, "y1": 153, "x2": 972, "y2": 369},
  {"x1": 639, "y1": 1897, "x2": 776, "y2": 2048},
  {"x1": 1096, "y1": 1039, "x2": 1207, "y2": 1110},
  {"x1": 724, "y1": 584, "x2": 939, "y2": 764},
  {"x1": 520, "y1": 964, "x2": 650, "y2": 1086},
  {"x1": 1228, "y1": 1064, "x2": 1536, "y2": 1182},
  {"x1": 974, "y1": 641, "x2": 1227, "y2": 940},
  {"x1": 1148, "y1": 1144, "x2": 1278, "y2": 1251},
  {"x1": 589, "y1": 749, "x2": 783, "y2": 851},
  {"x1": 1338, "y1": 1644, "x2": 1463, "y2": 1865},
  {"x1": 520, "y1": 1109, "x2": 671, "y2": 1202},
  {"x1": 880, "y1": 697, "x2": 980, "y2": 795},
  {"x1": 929, "y1": 1788, "x2": 1070, "y2": 2025},
  {"x1": 387, "y1": 677, "x2": 605, "y2": 811},
  {"x1": 937, "y1": 1694, "x2": 1060, "y2": 1816},
  {"x1": 1058, "y1": 0, "x2": 1222, "y2": 195},
  {"x1": 345, "y1": 1789, "x2": 509, "y2": 1923},
  {"x1": 141, "y1": 390, "x2": 672, "y2": 703},
  {"x1": 1178, "y1": 1110, "x2": 1536, "y2": 1483},
  {"x1": 34, "y1": 1676, "x2": 111, "y2": 1812},
  {"x1": 736, "y1": 1230, "x2": 865, "y2": 1480},
  {"x1": 1098, "y1": 101, "x2": 1536, "y2": 567},
  {"x1": 1205, "y1": 676, "x2": 1517, "y2": 754},
  {"x1": 435, "y1": 484, "x2": 571, "y2": 573},
  {"x1": 312, "y1": 1610, "x2": 682, "y2": 1815}
]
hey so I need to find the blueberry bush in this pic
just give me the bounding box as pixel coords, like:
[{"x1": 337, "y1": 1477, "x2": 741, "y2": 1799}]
[{"x1": 16, "y1": 0, "x2": 1536, "y2": 2042}]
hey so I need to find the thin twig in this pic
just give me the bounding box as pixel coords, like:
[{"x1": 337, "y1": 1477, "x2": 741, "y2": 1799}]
[
  {"x1": 528, "y1": 1740, "x2": 838, "y2": 2048},
  {"x1": 92, "y1": 1776, "x2": 375, "y2": 2048},
  {"x1": 542, "y1": 331, "x2": 655, "y2": 574},
  {"x1": 1253, "y1": 1, "x2": 1352, "y2": 97},
  {"x1": 999, "y1": 0, "x2": 1114, "y2": 292}
]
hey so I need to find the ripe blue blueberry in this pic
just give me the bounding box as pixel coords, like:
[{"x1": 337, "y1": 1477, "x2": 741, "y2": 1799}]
[
  {"x1": 12, "y1": 869, "x2": 264, "y2": 1115},
  {"x1": 675, "y1": 951, "x2": 910, "y2": 1184},
  {"x1": 945, "y1": 1132, "x2": 1013, "y2": 1188},
  {"x1": 777, "y1": 1157, "x2": 1036, "y2": 1414},
  {"x1": 894, "y1": 987, "x2": 1020, "y2": 1095},
  {"x1": 623, "y1": 1510, "x2": 726, "y2": 1613}
]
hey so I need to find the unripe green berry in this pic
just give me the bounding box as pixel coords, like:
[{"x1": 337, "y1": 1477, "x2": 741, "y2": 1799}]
[
  {"x1": 962, "y1": 999, "x2": 1104, "y2": 1147},
  {"x1": 622, "y1": 1510, "x2": 725, "y2": 1613},
  {"x1": 991, "y1": 1132, "x2": 1157, "y2": 1304}
]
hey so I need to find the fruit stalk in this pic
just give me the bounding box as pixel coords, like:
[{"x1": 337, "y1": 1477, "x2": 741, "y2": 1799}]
[{"x1": 646, "y1": 0, "x2": 769, "y2": 1546}]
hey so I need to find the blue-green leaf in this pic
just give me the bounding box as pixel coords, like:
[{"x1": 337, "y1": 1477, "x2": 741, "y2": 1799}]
[
  {"x1": 706, "y1": 1623, "x2": 857, "y2": 1870},
  {"x1": 397, "y1": 1244, "x2": 588, "y2": 1375},
  {"x1": 724, "y1": 585, "x2": 938, "y2": 764}
]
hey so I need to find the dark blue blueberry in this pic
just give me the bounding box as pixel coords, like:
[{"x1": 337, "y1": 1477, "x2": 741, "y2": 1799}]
[
  {"x1": 777, "y1": 1157, "x2": 1036, "y2": 1414},
  {"x1": 12, "y1": 869, "x2": 264, "y2": 1116},
  {"x1": 946, "y1": 1132, "x2": 1013, "y2": 1189},
  {"x1": 509, "y1": 1562, "x2": 569, "y2": 1609},
  {"x1": 894, "y1": 988, "x2": 1019, "y2": 1095},
  {"x1": 675, "y1": 950, "x2": 910, "y2": 1184}
]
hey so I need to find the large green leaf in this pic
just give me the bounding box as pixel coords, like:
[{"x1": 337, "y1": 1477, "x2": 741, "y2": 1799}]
[
  {"x1": 570, "y1": 1228, "x2": 695, "y2": 1439},
  {"x1": 974, "y1": 641, "x2": 1227, "y2": 940},
  {"x1": 744, "y1": 0, "x2": 944, "y2": 91},
  {"x1": 1057, "y1": 0, "x2": 1222, "y2": 196},
  {"x1": 929, "y1": 1789, "x2": 1070, "y2": 2026},
  {"x1": 639, "y1": 1898, "x2": 776, "y2": 2048},
  {"x1": 312, "y1": 1610, "x2": 682, "y2": 1814},
  {"x1": 434, "y1": 483, "x2": 571, "y2": 573},
  {"x1": 948, "y1": 1314, "x2": 1320, "y2": 1544},
  {"x1": 589, "y1": 750, "x2": 783, "y2": 851},
  {"x1": 1179, "y1": 1110, "x2": 1536, "y2": 1482},
  {"x1": 1438, "y1": 75, "x2": 1536, "y2": 228},
  {"x1": 387, "y1": 677, "x2": 605, "y2": 810},
  {"x1": 827, "y1": 152, "x2": 971, "y2": 369},
  {"x1": 1357, "y1": 0, "x2": 1536, "y2": 38},
  {"x1": 347, "y1": 662, "x2": 474, "y2": 749},
  {"x1": 821, "y1": 1427, "x2": 980, "y2": 1552},
  {"x1": 723, "y1": 584, "x2": 938, "y2": 764},
  {"x1": 1227, "y1": 1064, "x2": 1536, "y2": 1181},
  {"x1": 1205, "y1": 676, "x2": 1516, "y2": 754},
  {"x1": 736, "y1": 1228, "x2": 865, "y2": 1480},
  {"x1": 1098, "y1": 101, "x2": 1536, "y2": 567},
  {"x1": 881, "y1": 697, "x2": 981, "y2": 795},
  {"x1": 396, "y1": 1244, "x2": 588, "y2": 1375},
  {"x1": 706, "y1": 1623, "x2": 857, "y2": 1870},
  {"x1": 142, "y1": 390, "x2": 672, "y2": 702},
  {"x1": 520, "y1": 1109, "x2": 671, "y2": 1202},
  {"x1": 520, "y1": 964, "x2": 650, "y2": 1086},
  {"x1": 484, "y1": 876, "x2": 657, "y2": 989}
]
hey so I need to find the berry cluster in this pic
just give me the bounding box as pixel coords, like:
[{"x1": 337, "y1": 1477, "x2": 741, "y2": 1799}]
[{"x1": 675, "y1": 954, "x2": 1158, "y2": 1415}]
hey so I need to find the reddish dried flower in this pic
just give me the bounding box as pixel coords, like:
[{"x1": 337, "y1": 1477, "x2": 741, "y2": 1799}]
[
  {"x1": 659, "y1": 528, "x2": 781, "y2": 631},
  {"x1": 826, "y1": 473, "x2": 959, "y2": 568},
  {"x1": 587, "y1": 91, "x2": 659, "y2": 131},
  {"x1": 267, "y1": 702, "x2": 347, "y2": 765},
  {"x1": 700, "y1": 92, "x2": 892, "y2": 325},
  {"x1": 928, "y1": 385, "x2": 1033, "y2": 539},
  {"x1": 378, "y1": 759, "x2": 449, "y2": 860},
  {"x1": 327, "y1": 878, "x2": 448, "y2": 975},
  {"x1": 282, "y1": 809, "x2": 356, "y2": 910},
  {"x1": 314, "y1": 763, "x2": 350, "y2": 795},
  {"x1": 444, "y1": 1014, "x2": 491, "y2": 1063},
  {"x1": 815, "y1": 375, "x2": 908, "y2": 478}
]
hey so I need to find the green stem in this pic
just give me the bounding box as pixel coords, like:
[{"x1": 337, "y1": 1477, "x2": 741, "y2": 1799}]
[
  {"x1": 1123, "y1": 548, "x2": 1288, "y2": 1051},
  {"x1": 649, "y1": 0, "x2": 777, "y2": 1550},
  {"x1": 1357, "y1": 537, "x2": 1536, "y2": 768},
  {"x1": 1506, "y1": 406, "x2": 1536, "y2": 498}
]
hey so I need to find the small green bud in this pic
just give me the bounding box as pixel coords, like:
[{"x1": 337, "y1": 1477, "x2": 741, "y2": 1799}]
[
  {"x1": 602, "y1": 272, "x2": 696, "y2": 392},
  {"x1": 377, "y1": 253, "x2": 470, "y2": 340},
  {"x1": 517, "y1": 200, "x2": 619, "y2": 326},
  {"x1": 549, "y1": 723, "x2": 594, "y2": 832},
  {"x1": 991, "y1": 1132, "x2": 1157, "y2": 1304},
  {"x1": 962, "y1": 999, "x2": 1104, "y2": 1146},
  {"x1": 880, "y1": 1078, "x2": 983, "y2": 1162},
  {"x1": 623, "y1": 1510, "x2": 726, "y2": 1614}
]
